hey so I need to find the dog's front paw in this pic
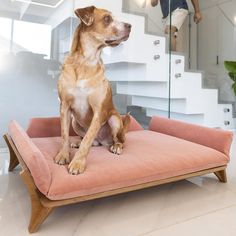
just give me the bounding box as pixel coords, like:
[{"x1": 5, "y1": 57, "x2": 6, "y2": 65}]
[
  {"x1": 68, "y1": 157, "x2": 86, "y2": 175},
  {"x1": 70, "y1": 142, "x2": 81, "y2": 148},
  {"x1": 109, "y1": 143, "x2": 123, "y2": 155},
  {"x1": 55, "y1": 150, "x2": 70, "y2": 165}
]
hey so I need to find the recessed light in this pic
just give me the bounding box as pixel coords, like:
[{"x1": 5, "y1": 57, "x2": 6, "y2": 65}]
[{"x1": 11, "y1": 0, "x2": 64, "y2": 8}]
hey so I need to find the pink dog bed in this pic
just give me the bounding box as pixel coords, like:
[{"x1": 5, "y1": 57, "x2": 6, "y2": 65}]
[{"x1": 5, "y1": 115, "x2": 233, "y2": 233}]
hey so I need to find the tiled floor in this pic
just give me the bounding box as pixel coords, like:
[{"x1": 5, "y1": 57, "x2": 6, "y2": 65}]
[{"x1": 0, "y1": 136, "x2": 236, "y2": 236}]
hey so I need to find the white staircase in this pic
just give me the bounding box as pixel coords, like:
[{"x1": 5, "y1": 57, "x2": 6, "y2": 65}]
[{"x1": 73, "y1": 0, "x2": 233, "y2": 129}]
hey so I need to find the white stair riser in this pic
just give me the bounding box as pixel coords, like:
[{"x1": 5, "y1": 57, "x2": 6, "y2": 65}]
[
  {"x1": 116, "y1": 79, "x2": 203, "y2": 99},
  {"x1": 169, "y1": 55, "x2": 185, "y2": 74},
  {"x1": 116, "y1": 82, "x2": 169, "y2": 97},
  {"x1": 103, "y1": 34, "x2": 166, "y2": 65},
  {"x1": 185, "y1": 89, "x2": 218, "y2": 113},
  {"x1": 106, "y1": 63, "x2": 147, "y2": 82},
  {"x1": 170, "y1": 72, "x2": 202, "y2": 97},
  {"x1": 217, "y1": 104, "x2": 234, "y2": 129}
]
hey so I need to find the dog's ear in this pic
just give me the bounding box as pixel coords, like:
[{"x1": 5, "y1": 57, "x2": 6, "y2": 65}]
[{"x1": 74, "y1": 6, "x2": 95, "y2": 26}]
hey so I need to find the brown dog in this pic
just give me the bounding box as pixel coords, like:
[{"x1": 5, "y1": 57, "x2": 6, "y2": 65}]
[{"x1": 55, "y1": 6, "x2": 132, "y2": 175}]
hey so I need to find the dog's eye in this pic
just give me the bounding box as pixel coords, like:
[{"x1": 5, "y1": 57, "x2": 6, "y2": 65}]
[{"x1": 103, "y1": 15, "x2": 112, "y2": 24}]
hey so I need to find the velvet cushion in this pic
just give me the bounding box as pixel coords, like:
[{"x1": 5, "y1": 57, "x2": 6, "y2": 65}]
[{"x1": 31, "y1": 130, "x2": 229, "y2": 200}]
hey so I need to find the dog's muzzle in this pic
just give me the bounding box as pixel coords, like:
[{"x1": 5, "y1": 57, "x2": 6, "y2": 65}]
[{"x1": 105, "y1": 23, "x2": 132, "y2": 46}]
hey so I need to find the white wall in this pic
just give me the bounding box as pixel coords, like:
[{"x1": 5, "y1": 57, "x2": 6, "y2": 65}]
[
  {"x1": 0, "y1": 1, "x2": 77, "y2": 148},
  {"x1": 197, "y1": 5, "x2": 236, "y2": 106}
]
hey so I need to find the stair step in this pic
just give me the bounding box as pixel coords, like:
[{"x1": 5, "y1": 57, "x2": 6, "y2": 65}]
[
  {"x1": 116, "y1": 80, "x2": 203, "y2": 99},
  {"x1": 116, "y1": 81, "x2": 170, "y2": 97},
  {"x1": 106, "y1": 62, "x2": 147, "y2": 82},
  {"x1": 146, "y1": 108, "x2": 204, "y2": 125},
  {"x1": 132, "y1": 96, "x2": 187, "y2": 113}
]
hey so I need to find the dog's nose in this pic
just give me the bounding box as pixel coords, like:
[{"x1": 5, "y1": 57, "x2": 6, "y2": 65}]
[{"x1": 124, "y1": 23, "x2": 132, "y2": 30}]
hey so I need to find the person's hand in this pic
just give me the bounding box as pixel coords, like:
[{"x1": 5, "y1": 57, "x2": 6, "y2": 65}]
[
  {"x1": 194, "y1": 12, "x2": 202, "y2": 23},
  {"x1": 151, "y1": 0, "x2": 158, "y2": 7}
]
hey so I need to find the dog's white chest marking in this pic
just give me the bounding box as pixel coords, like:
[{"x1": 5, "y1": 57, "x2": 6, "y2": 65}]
[{"x1": 69, "y1": 81, "x2": 92, "y2": 119}]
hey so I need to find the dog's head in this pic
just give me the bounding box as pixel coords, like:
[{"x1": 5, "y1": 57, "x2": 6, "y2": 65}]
[{"x1": 74, "y1": 6, "x2": 131, "y2": 47}]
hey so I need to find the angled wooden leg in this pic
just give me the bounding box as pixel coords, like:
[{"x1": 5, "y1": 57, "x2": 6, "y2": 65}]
[
  {"x1": 214, "y1": 169, "x2": 227, "y2": 183},
  {"x1": 20, "y1": 170, "x2": 54, "y2": 233},
  {"x1": 3, "y1": 134, "x2": 19, "y2": 171},
  {"x1": 28, "y1": 199, "x2": 53, "y2": 234},
  {"x1": 8, "y1": 153, "x2": 19, "y2": 172}
]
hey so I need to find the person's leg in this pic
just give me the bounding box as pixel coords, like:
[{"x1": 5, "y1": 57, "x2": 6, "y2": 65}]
[
  {"x1": 164, "y1": 8, "x2": 189, "y2": 51},
  {"x1": 164, "y1": 26, "x2": 178, "y2": 51}
]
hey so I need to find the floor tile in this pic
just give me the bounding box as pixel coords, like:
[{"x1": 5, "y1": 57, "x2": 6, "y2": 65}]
[{"x1": 142, "y1": 205, "x2": 236, "y2": 236}]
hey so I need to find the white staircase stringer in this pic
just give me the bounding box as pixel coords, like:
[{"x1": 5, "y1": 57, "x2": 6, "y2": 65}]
[{"x1": 171, "y1": 71, "x2": 234, "y2": 128}]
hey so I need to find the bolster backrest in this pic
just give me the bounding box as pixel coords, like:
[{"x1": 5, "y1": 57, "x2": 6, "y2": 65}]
[
  {"x1": 26, "y1": 115, "x2": 143, "y2": 138},
  {"x1": 26, "y1": 117, "x2": 77, "y2": 138},
  {"x1": 128, "y1": 116, "x2": 144, "y2": 132},
  {"x1": 149, "y1": 116, "x2": 233, "y2": 157},
  {"x1": 9, "y1": 120, "x2": 51, "y2": 195}
]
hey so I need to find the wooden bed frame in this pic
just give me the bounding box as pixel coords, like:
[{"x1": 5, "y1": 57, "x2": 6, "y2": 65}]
[{"x1": 3, "y1": 133, "x2": 227, "y2": 234}]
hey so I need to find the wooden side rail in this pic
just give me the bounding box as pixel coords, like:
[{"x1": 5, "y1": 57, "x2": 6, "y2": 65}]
[
  {"x1": 3, "y1": 133, "x2": 228, "y2": 233},
  {"x1": 3, "y1": 134, "x2": 54, "y2": 233},
  {"x1": 3, "y1": 134, "x2": 20, "y2": 171}
]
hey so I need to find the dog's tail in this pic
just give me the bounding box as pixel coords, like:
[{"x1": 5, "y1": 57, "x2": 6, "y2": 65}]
[{"x1": 122, "y1": 112, "x2": 131, "y2": 133}]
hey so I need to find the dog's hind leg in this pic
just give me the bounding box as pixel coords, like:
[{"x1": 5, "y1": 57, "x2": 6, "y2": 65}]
[
  {"x1": 71, "y1": 116, "x2": 100, "y2": 148},
  {"x1": 108, "y1": 113, "x2": 130, "y2": 155}
]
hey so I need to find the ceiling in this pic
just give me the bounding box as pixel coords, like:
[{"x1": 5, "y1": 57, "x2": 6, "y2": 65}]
[
  {"x1": 198, "y1": 0, "x2": 233, "y2": 10},
  {"x1": 220, "y1": 1, "x2": 236, "y2": 25},
  {"x1": 0, "y1": 0, "x2": 66, "y2": 23},
  {"x1": 0, "y1": 0, "x2": 236, "y2": 25},
  {"x1": 32, "y1": 0, "x2": 62, "y2": 5},
  {"x1": 197, "y1": 0, "x2": 236, "y2": 25}
]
